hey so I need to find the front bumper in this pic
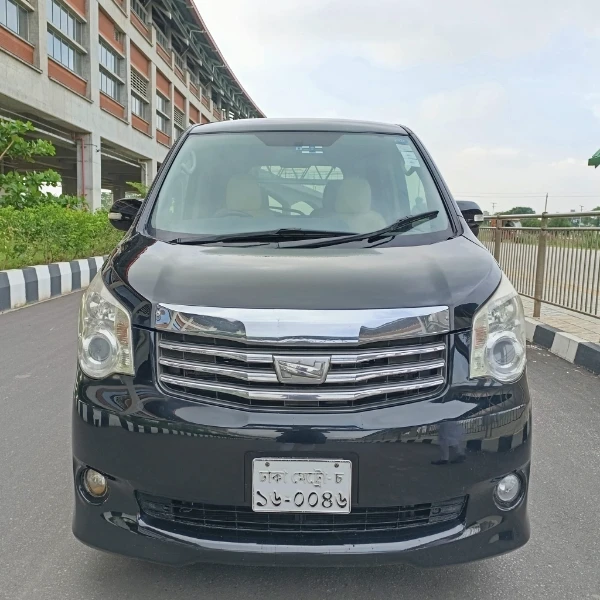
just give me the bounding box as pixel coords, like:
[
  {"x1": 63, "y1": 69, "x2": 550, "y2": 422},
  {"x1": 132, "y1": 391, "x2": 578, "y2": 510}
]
[{"x1": 72, "y1": 330, "x2": 532, "y2": 567}]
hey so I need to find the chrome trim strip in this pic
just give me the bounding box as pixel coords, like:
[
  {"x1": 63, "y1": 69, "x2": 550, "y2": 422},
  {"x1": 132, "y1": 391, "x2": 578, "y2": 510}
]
[
  {"x1": 327, "y1": 360, "x2": 445, "y2": 383},
  {"x1": 155, "y1": 305, "x2": 450, "y2": 345},
  {"x1": 159, "y1": 373, "x2": 445, "y2": 403},
  {"x1": 159, "y1": 357, "x2": 445, "y2": 384},
  {"x1": 158, "y1": 340, "x2": 446, "y2": 364},
  {"x1": 159, "y1": 357, "x2": 279, "y2": 383},
  {"x1": 332, "y1": 343, "x2": 446, "y2": 364}
]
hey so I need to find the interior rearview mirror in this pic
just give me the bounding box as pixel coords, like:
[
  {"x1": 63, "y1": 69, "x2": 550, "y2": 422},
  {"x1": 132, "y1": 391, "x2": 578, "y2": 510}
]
[
  {"x1": 456, "y1": 200, "x2": 484, "y2": 238},
  {"x1": 108, "y1": 198, "x2": 143, "y2": 231}
]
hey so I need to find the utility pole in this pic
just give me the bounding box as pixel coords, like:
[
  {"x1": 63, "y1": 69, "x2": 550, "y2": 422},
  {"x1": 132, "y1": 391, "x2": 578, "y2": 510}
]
[
  {"x1": 580, "y1": 205, "x2": 584, "y2": 227},
  {"x1": 544, "y1": 193, "x2": 549, "y2": 213},
  {"x1": 491, "y1": 202, "x2": 497, "y2": 214}
]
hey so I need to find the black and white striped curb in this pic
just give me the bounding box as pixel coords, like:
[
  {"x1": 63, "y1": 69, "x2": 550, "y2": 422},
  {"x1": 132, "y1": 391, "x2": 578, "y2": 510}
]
[
  {"x1": 525, "y1": 317, "x2": 600, "y2": 375},
  {"x1": 0, "y1": 257, "x2": 105, "y2": 312}
]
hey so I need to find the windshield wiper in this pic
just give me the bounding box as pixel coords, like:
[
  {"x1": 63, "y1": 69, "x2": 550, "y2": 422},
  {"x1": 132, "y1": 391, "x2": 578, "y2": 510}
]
[
  {"x1": 168, "y1": 228, "x2": 353, "y2": 245},
  {"x1": 296, "y1": 211, "x2": 440, "y2": 248}
]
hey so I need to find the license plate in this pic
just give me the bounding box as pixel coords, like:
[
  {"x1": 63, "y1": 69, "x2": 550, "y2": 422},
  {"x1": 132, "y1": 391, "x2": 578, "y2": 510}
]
[{"x1": 252, "y1": 458, "x2": 352, "y2": 513}]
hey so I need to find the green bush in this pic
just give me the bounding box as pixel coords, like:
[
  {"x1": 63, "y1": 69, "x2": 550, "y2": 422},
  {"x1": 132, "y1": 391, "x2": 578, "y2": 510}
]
[{"x1": 0, "y1": 204, "x2": 123, "y2": 270}]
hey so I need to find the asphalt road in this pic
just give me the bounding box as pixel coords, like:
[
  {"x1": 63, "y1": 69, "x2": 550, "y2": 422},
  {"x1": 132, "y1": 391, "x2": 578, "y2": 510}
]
[{"x1": 1, "y1": 292, "x2": 599, "y2": 600}]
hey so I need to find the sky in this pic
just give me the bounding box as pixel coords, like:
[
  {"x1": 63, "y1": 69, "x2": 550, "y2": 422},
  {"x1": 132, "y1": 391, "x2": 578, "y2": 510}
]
[{"x1": 195, "y1": 0, "x2": 600, "y2": 215}]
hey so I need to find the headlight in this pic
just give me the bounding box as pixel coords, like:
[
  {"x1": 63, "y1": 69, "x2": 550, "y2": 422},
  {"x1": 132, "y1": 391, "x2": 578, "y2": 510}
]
[
  {"x1": 78, "y1": 273, "x2": 134, "y2": 379},
  {"x1": 470, "y1": 274, "x2": 526, "y2": 382}
]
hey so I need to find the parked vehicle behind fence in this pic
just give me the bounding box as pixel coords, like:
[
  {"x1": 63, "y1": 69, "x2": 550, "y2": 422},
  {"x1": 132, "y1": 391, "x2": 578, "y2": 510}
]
[{"x1": 72, "y1": 119, "x2": 531, "y2": 567}]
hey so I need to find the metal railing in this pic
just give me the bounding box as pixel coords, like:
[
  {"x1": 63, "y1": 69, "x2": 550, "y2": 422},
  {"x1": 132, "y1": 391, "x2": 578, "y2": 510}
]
[
  {"x1": 155, "y1": 27, "x2": 170, "y2": 52},
  {"x1": 174, "y1": 52, "x2": 185, "y2": 73},
  {"x1": 130, "y1": 0, "x2": 148, "y2": 24},
  {"x1": 480, "y1": 212, "x2": 600, "y2": 318}
]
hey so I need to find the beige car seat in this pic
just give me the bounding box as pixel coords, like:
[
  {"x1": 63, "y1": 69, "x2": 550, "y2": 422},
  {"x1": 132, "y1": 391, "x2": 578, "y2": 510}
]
[
  {"x1": 334, "y1": 177, "x2": 386, "y2": 232},
  {"x1": 224, "y1": 174, "x2": 271, "y2": 217},
  {"x1": 311, "y1": 180, "x2": 342, "y2": 218}
]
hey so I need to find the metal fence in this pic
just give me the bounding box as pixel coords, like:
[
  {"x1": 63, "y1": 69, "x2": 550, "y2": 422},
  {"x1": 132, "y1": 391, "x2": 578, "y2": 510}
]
[
  {"x1": 174, "y1": 52, "x2": 185, "y2": 73},
  {"x1": 131, "y1": 0, "x2": 148, "y2": 24},
  {"x1": 480, "y1": 212, "x2": 600, "y2": 318},
  {"x1": 155, "y1": 27, "x2": 170, "y2": 52}
]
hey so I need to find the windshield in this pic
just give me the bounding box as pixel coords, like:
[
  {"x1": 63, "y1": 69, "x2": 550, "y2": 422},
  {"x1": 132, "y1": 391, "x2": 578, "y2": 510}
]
[{"x1": 149, "y1": 131, "x2": 451, "y2": 243}]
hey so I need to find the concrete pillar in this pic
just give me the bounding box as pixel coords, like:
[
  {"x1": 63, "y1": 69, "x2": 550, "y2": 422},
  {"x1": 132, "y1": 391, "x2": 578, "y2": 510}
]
[
  {"x1": 123, "y1": 31, "x2": 132, "y2": 122},
  {"x1": 84, "y1": 0, "x2": 100, "y2": 102},
  {"x1": 77, "y1": 132, "x2": 102, "y2": 211},
  {"x1": 32, "y1": 0, "x2": 48, "y2": 71},
  {"x1": 141, "y1": 159, "x2": 157, "y2": 191},
  {"x1": 149, "y1": 62, "x2": 157, "y2": 140}
]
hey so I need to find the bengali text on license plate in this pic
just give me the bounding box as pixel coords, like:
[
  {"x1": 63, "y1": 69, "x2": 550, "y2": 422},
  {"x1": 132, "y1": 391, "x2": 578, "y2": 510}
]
[{"x1": 252, "y1": 458, "x2": 352, "y2": 513}]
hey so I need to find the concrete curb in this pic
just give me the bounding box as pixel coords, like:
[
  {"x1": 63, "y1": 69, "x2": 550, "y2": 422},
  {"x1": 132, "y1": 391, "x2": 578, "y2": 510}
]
[
  {"x1": 525, "y1": 317, "x2": 600, "y2": 375},
  {"x1": 0, "y1": 257, "x2": 105, "y2": 312}
]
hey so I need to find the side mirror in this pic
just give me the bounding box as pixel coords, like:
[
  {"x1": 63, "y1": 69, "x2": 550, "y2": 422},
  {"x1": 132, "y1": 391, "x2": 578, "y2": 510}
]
[
  {"x1": 456, "y1": 200, "x2": 484, "y2": 238},
  {"x1": 108, "y1": 198, "x2": 143, "y2": 231}
]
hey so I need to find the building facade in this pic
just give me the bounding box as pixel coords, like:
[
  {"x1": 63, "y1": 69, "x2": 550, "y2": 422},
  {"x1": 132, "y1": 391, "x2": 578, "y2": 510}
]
[{"x1": 0, "y1": 0, "x2": 264, "y2": 208}]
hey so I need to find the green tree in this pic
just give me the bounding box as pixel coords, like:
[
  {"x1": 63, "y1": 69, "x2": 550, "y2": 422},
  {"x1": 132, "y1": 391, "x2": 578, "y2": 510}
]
[
  {"x1": 581, "y1": 206, "x2": 600, "y2": 227},
  {"x1": 548, "y1": 217, "x2": 572, "y2": 228},
  {"x1": 101, "y1": 190, "x2": 113, "y2": 209},
  {"x1": 126, "y1": 181, "x2": 149, "y2": 198},
  {"x1": 521, "y1": 218, "x2": 541, "y2": 227},
  {"x1": 504, "y1": 206, "x2": 535, "y2": 215},
  {"x1": 0, "y1": 118, "x2": 62, "y2": 209}
]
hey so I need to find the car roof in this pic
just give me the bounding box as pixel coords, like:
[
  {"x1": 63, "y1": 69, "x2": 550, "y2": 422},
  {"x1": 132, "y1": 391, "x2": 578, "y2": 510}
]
[{"x1": 190, "y1": 118, "x2": 408, "y2": 135}]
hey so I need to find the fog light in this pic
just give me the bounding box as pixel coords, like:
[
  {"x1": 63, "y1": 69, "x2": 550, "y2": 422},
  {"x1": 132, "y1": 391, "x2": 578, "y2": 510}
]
[
  {"x1": 494, "y1": 473, "x2": 522, "y2": 509},
  {"x1": 83, "y1": 469, "x2": 108, "y2": 498}
]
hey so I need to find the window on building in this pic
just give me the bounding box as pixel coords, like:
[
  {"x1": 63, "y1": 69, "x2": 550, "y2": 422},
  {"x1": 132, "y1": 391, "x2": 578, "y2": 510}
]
[
  {"x1": 0, "y1": 0, "x2": 28, "y2": 38},
  {"x1": 131, "y1": 93, "x2": 146, "y2": 120},
  {"x1": 47, "y1": 29, "x2": 81, "y2": 73},
  {"x1": 156, "y1": 112, "x2": 169, "y2": 134},
  {"x1": 156, "y1": 92, "x2": 169, "y2": 115},
  {"x1": 46, "y1": 0, "x2": 83, "y2": 74},
  {"x1": 47, "y1": 0, "x2": 82, "y2": 43},
  {"x1": 174, "y1": 107, "x2": 184, "y2": 139},
  {"x1": 130, "y1": 68, "x2": 149, "y2": 120},
  {"x1": 99, "y1": 41, "x2": 120, "y2": 74},
  {"x1": 131, "y1": 69, "x2": 148, "y2": 98},
  {"x1": 174, "y1": 108, "x2": 184, "y2": 128},
  {"x1": 99, "y1": 40, "x2": 122, "y2": 102}
]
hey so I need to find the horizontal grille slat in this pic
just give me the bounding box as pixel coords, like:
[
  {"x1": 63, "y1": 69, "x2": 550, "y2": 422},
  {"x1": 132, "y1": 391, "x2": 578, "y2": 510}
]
[
  {"x1": 159, "y1": 374, "x2": 445, "y2": 403},
  {"x1": 158, "y1": 356, "x2": 445, "y2": 384},
  {"x1": 157, "y1": 332, "x2": 447, "y2": 409},
  {"x1": 137, "y1": 493, "x2": 467, "y2": 544},
  {"x1": 158, "y1": 339, "x2": 446, "y2": 364}
]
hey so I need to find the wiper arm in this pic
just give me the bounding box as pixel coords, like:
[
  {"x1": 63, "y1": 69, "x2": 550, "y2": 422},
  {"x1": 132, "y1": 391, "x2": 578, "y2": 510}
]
[
  {"x1": 169, "y1": 228, "x2": 353, "y2": 245},
  {"x1": 297, "y1": 211, "x2": 440, "y2": 248}
]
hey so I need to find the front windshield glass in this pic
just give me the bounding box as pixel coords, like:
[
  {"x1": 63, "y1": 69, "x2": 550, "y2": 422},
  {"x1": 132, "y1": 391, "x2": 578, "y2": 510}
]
[{"x1": 149, "y1": 131, "x2": 451, "y2": 242}]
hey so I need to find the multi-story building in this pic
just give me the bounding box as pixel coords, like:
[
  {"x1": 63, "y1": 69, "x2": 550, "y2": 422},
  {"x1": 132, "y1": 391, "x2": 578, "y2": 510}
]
[{"x1": 0, "y1": 0, "x2": 264, "y2": 208}]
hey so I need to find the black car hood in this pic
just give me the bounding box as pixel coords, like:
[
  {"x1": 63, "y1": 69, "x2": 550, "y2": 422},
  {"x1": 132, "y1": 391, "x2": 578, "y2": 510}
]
[{"x1": 108, "y1": 234, "x2": 500, "y2": 330}]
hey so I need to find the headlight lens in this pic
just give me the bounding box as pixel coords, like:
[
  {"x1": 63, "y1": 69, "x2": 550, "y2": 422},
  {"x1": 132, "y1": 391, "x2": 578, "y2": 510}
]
[
  {"x1": 470, "y1": 274, "x2": 526, "y2": 382},
  {"x1": 78, "y1": 273, "x2": 134, "y2": 378}
]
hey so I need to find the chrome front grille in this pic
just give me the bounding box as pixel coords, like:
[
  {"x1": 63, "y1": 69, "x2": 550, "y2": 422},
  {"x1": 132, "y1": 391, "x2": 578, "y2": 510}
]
[{"x1": 157, "y1": 332, "x2": 447, "y2": 409}]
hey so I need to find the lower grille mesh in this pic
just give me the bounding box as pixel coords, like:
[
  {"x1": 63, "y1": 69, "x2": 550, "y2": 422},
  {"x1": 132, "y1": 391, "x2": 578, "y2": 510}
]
[{"x1": 137, "y1": 493, "x2": 467, "y2": 545}]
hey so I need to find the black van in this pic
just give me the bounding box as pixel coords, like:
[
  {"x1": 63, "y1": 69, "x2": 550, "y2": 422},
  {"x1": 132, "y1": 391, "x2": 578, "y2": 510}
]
[{"x1": 72, "y1": 119, "x2": 531, "y2": 567}]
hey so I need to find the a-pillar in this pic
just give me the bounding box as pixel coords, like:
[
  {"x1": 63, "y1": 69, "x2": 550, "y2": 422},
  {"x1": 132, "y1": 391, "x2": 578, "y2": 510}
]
[
  {"x1": 141, "y1": 158, "x2": 157, "y2": 192},
  {"x1": 76, "y1": 132, "x2": 102, "y2": 211}
]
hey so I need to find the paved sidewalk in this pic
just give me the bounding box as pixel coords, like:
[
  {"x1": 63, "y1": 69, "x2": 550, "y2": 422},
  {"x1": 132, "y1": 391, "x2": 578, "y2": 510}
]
[{"x1": 521, "y1": 297, "x2": 600, "y2": 344}]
